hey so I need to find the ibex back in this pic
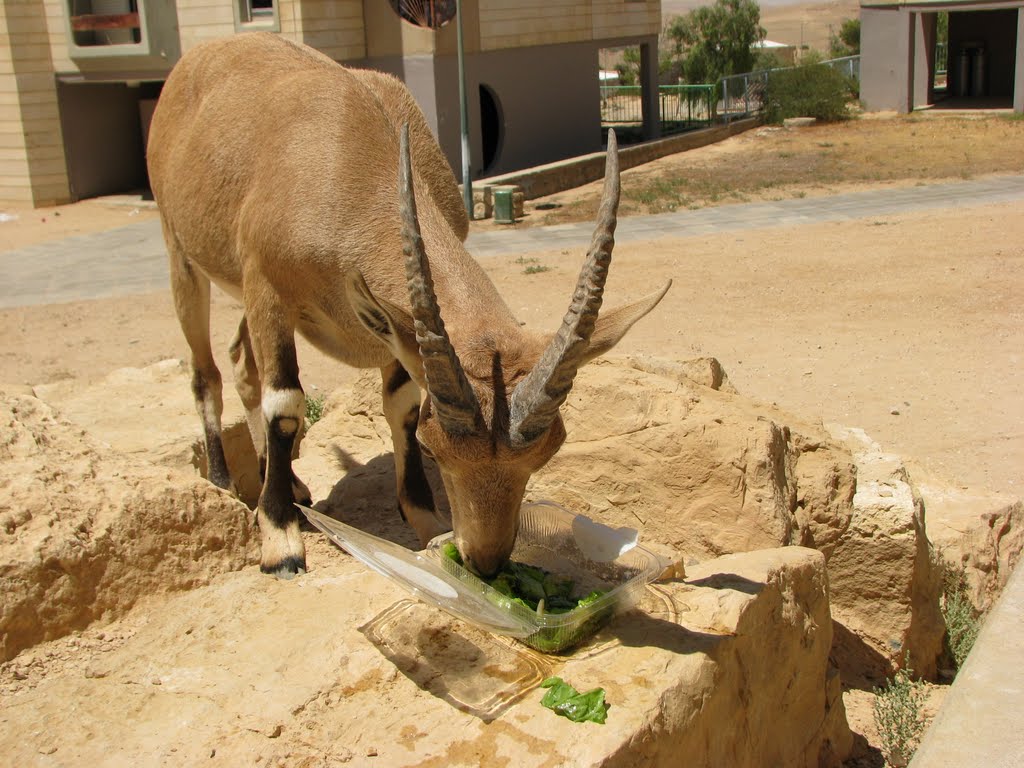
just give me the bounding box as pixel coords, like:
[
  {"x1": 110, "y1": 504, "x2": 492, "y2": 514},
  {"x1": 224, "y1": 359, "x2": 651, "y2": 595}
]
[{"x1": 147, "y1": 33, "x2": 670, "y2": 578}]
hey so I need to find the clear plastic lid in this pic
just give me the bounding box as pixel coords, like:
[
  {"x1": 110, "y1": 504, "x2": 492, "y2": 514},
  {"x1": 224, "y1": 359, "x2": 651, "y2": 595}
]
[{"x1": 297, "y1": 504, "x2": 534, "y2": 637}]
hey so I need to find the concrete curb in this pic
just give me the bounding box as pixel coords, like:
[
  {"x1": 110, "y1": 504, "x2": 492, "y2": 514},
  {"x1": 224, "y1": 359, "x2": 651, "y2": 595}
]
[
  {"x1": 465, "y1": 118, "x2": 761, "y2": 201},
  {"x1": 910, "y1": 559, "x2": 1024, "y2": 767}
]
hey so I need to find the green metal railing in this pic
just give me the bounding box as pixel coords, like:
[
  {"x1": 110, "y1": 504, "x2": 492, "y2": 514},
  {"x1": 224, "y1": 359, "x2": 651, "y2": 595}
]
[{"x1": 600, "y1": 84, "x2": 716, "y2": 135}]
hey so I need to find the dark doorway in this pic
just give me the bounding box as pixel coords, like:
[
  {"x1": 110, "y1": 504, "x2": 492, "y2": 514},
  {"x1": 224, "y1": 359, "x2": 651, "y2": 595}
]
[
  {"x1": 947, "y1": 8, "x2": 1019, "y2": 104},
  {"x1": 479, "y1": 84, "x2": 502, "y2": 174},
  {"x1": 57, "y1": 80, "x2": 162, "y2": 201}
]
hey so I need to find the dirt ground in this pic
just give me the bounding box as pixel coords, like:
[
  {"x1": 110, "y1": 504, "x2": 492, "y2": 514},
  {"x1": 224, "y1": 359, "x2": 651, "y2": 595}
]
[
  {"x1": 1, "y1": 113, "x2": 1021, "y2": 765},
  {"x1": 510, "y1": 114, "x2": 1024, "y2": 228}
]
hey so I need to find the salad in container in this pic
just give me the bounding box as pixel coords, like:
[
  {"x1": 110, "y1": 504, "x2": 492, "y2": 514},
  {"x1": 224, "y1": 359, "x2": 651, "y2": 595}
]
[{"x1": 299, "y1": 501, "x2": 664, "y2": 653}]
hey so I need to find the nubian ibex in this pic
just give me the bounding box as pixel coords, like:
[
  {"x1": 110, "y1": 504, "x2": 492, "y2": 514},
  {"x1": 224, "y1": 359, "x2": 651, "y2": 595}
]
[{"x1": 147, "y1": 33, "x2": 670, "y2": 578}]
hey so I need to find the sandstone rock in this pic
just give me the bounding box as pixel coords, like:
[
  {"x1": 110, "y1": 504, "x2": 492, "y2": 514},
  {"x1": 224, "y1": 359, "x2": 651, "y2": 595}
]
[
  {"x1": 0, "y1": 543, "x2": 851, "y2": 766},
  {"x1": 0, "y1": 393, "x2": 256, "y2": 662},
  {"x1": 916, "y1": 475, "x2": 1024, "y2": 614},
  {"x1": 825, "y1": 426, "x2": 944, "y2": 681},
  {"x1": 294, "y1": 357, "x2": 944, "y2": 681},
  {"x1": 35, "y1": 360, "x2": 265, "y2": 507},
  {"x1": 25, "y1": 357, "x2": 948, "y2": 685},
  {"x1": 529, "y1": 357, "x2": 856, "y2": 565}
]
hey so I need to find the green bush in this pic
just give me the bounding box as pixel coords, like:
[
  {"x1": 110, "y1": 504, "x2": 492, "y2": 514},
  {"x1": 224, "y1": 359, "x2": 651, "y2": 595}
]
[
  {"x1": 764, "y1": 58, "x2": 853, "y2": 124},
  {"x1": 939, "y1": 557, "x2": 981, "y2": 669},
  {"x1": 873, "y1": 657, "x2": 927, "y2": 767}
]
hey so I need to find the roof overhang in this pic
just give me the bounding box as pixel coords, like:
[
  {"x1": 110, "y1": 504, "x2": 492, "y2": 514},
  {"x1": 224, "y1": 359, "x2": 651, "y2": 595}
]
[{"x1": 861, "y1": 0, "x2": 1023, "y2": 10}]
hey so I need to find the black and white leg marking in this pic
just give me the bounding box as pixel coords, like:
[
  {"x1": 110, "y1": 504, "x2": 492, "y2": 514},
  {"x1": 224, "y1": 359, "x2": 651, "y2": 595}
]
[
  {"x1": 243, "y1": 279, "x2": 308, "y2": 579},
  {"x1": 381, "y1": 362, "x2": 449, "y2": 545}
]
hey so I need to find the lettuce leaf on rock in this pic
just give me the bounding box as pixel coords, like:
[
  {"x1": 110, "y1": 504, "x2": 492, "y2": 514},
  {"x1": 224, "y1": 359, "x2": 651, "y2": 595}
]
[{"x1": 539, "y1": 676, "x2": 609, "y2": 724}]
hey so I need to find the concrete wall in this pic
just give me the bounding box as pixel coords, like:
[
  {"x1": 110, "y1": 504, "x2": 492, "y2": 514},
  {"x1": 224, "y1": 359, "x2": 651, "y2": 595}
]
[
  {"x1": 1, "y1": 0, "x2": 70, "y2": 205},
  {"x1": 915, "y1": 12, "x2": 937, "y2": 108},
  {"x1": 364, "y1": 38, "x2": 621, "y2": 180},
  {"x1": 860, "y1": 7, "x2": 915, "y2": 112}
]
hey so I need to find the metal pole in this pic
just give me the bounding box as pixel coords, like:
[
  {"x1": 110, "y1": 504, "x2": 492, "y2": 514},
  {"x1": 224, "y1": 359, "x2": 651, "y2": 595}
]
[{"x1": 456, "y1": 0, "x2": 473, "y2": 220}]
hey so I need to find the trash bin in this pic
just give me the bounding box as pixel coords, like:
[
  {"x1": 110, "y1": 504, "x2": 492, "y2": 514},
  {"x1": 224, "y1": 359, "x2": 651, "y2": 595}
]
[{"x1": 493, "y1": 188, "x2": 515, "y2": 225}]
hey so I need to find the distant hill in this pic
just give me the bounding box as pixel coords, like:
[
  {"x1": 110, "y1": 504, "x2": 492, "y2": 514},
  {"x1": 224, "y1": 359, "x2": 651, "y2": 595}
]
[{"x1": 660, "y1": 0, "x2": 860, "y2": 55}]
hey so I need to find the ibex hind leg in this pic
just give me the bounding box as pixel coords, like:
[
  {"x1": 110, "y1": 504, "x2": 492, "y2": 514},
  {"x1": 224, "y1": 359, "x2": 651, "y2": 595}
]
[
  {"x1": 244, "y1": 283, "x2": 307, "y2": 578},
  {"x1": 229, "y1": 316, "x2": 312, "y2": 506},
  {"x1": 381, "y1": 361, "x2": 450, "y2": 545},
  {"x1": 169, "y1": 246, "x2": 234, "y2": 495}
]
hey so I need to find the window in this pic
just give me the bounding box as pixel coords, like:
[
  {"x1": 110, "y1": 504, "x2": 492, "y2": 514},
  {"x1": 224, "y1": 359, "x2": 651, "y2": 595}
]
[
  {"x1": 235, "y1": 0, "x2": 279, "y2": 31},
  {"x1": 68, "y1": 0, "x2": 142, "y2": 48}
]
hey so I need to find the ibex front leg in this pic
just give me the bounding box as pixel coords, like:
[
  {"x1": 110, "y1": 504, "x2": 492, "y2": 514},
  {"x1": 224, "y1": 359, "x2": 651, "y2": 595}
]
[
  {"x1": 168, "y1": 248, "x2": 234, "y2": 495},
  {"x1": 245, "y1": 284, "x2": 307, "y2": 578},
  {"x1": 380, "y1": 361, "x2": 449, "y2": 545}
]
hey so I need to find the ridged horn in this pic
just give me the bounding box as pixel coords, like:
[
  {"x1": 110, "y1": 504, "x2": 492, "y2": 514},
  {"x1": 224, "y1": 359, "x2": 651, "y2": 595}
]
[
  {"x1": 399, "y1": 124, "x2": 482, "y2": 436},
  {"x1": 508, "y1": 130, "x2": 620, "y2": 447}
]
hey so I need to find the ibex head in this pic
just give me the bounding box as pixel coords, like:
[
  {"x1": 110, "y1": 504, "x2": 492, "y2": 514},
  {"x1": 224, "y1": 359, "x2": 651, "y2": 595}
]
[{"x1": 348, "y1": 126, "x2": 670, "y2": 576}]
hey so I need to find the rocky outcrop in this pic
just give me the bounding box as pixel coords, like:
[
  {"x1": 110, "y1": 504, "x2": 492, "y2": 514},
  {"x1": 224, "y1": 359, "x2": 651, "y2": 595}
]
[
  {"x1": 34, "y1": 359, "x2": 265, "y2": 507},
  {"x1": 528, "y1": 358, "x2": 943, "y2": 681},
  {"x1": 917, "y1": 476, "x2": 1024, "y2": 614},
  {"x1": 0, "y1": 393, "x2": 256, "y2": 662},
  {"x1": 824, "y1": 427, "x2": 945, "y2": 681},
  {"x1": 27, "y1": 358, "x2": 951, "y2": 682},
  {"x1": 0, "y1": 542, "x2": 851, "y2": 767}
]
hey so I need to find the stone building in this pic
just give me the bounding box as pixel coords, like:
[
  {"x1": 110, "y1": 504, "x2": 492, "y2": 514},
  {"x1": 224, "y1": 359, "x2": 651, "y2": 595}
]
[
  {"x1": 860, "y1": 0, "x2": 1024, "y2": 114},
  {"x1": 1, "y1": 0, "x2": 661, "y2": 205}
]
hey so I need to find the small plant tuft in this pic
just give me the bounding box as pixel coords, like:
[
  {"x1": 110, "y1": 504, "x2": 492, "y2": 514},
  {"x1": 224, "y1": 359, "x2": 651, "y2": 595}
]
[
  {"x1": 305, "y1": 393, "x2": 326, "y2": 429},
  {"x1": 516, "y1": 256, "x2": 551, "y2": 275},
  {"x1": 873, "y1": 656, "x2": 927, "y2": 767},
  {"x1": 938, "y1": 555, "x2": 981, "y2": 669}
]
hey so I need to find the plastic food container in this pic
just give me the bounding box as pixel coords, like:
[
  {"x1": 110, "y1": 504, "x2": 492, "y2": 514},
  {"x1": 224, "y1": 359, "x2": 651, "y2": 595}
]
[{"x1": 299, "y1": 501, "x2": 664, "y2": 653}]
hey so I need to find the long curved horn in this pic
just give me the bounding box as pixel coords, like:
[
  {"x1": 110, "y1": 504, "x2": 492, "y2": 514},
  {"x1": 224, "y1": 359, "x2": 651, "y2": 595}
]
[
  {"x1": 399, "y1": 124, "x2": 482, "y2": 436},
  {"x1": 508, "y1": 130, "x2": 620, "y2": 447}
]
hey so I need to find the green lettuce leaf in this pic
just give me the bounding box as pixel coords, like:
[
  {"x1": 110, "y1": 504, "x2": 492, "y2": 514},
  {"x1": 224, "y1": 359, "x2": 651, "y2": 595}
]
[{"x1": 539, "y1": 676, "x2": 609, "y2": 724}]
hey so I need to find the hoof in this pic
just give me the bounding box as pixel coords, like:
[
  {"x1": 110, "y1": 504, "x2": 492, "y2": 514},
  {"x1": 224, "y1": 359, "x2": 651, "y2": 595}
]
[{"x1": 261, "y1": 556, "x2": 307, "y2": 580}]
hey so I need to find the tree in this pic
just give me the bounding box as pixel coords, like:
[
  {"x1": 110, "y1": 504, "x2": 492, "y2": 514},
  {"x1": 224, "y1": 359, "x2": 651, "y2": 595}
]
[
  {"x1": 828, "y1": 17, "x2": 860, "y2": 58},
  {"x1": 663, "y1": 0, "x2": 766, "y2": 85},
  {"x1": 615, "y1": 46, "x2": 641, "y2": 86}
]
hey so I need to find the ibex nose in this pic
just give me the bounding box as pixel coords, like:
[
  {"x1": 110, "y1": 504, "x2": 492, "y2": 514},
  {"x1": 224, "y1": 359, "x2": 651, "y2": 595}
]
[{"x1": 462, "y1": 548, "x2": 510, "y2": 580}]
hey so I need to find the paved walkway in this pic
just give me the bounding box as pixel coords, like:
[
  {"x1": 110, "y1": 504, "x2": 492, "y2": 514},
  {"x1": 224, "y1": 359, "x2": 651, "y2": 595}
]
[{"x1": 3, "y1": 174, "x2": 1024, "y2": 309}]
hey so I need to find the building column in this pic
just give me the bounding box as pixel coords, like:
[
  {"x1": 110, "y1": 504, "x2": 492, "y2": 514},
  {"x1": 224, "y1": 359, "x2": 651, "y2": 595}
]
[
  {"x1": 915, "y1": 13, "x2": 937, "y2": 108},
  {"x1": 1014, "y1": 8, "x2": 1024, "y2": 113},
  {"x1": 903, "y1": 11, "x2": 917, "y2": 113},
  {"x1": 860, "y1": 8, "x2": 915, "y2": 113},
  {"x1": 0, "y1": 0, "x2": 72, "y2": 205},
  {"x1": 639, "y1": 38, "x2": 659, "y2": 141}
]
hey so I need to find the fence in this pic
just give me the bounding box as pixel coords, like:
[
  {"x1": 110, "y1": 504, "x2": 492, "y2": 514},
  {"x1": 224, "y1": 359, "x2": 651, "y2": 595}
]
[
  {"x1": 600, "y1": 84, "x2": 716, "y2": 135},
  {"x1": 719, "y1": 70, "x2": 771, "y2": 120},
  {"x1": 824, "y1": 54, "x2": 859, "y2": 81},
  {"x1": 719, "y1": 55, "x2": 861, "y2": 121},
  {"x1": 601, "y1": 54, "x2": 861, "y2": 131}
]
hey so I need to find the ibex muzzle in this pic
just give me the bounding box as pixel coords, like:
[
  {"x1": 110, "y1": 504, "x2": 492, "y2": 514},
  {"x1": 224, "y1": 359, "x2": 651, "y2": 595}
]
[{"x1": 147, "y1": 33, "x2": 670, "y2": 579}]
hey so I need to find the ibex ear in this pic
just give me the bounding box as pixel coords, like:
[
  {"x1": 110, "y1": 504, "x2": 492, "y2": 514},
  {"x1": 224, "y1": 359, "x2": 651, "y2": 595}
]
[
  {"x1": 583, "y1": 280, "x2": 673, "y2": 363},
  {"x1": 345, "y1": 270, "x2": 423, "y2": 377}
]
